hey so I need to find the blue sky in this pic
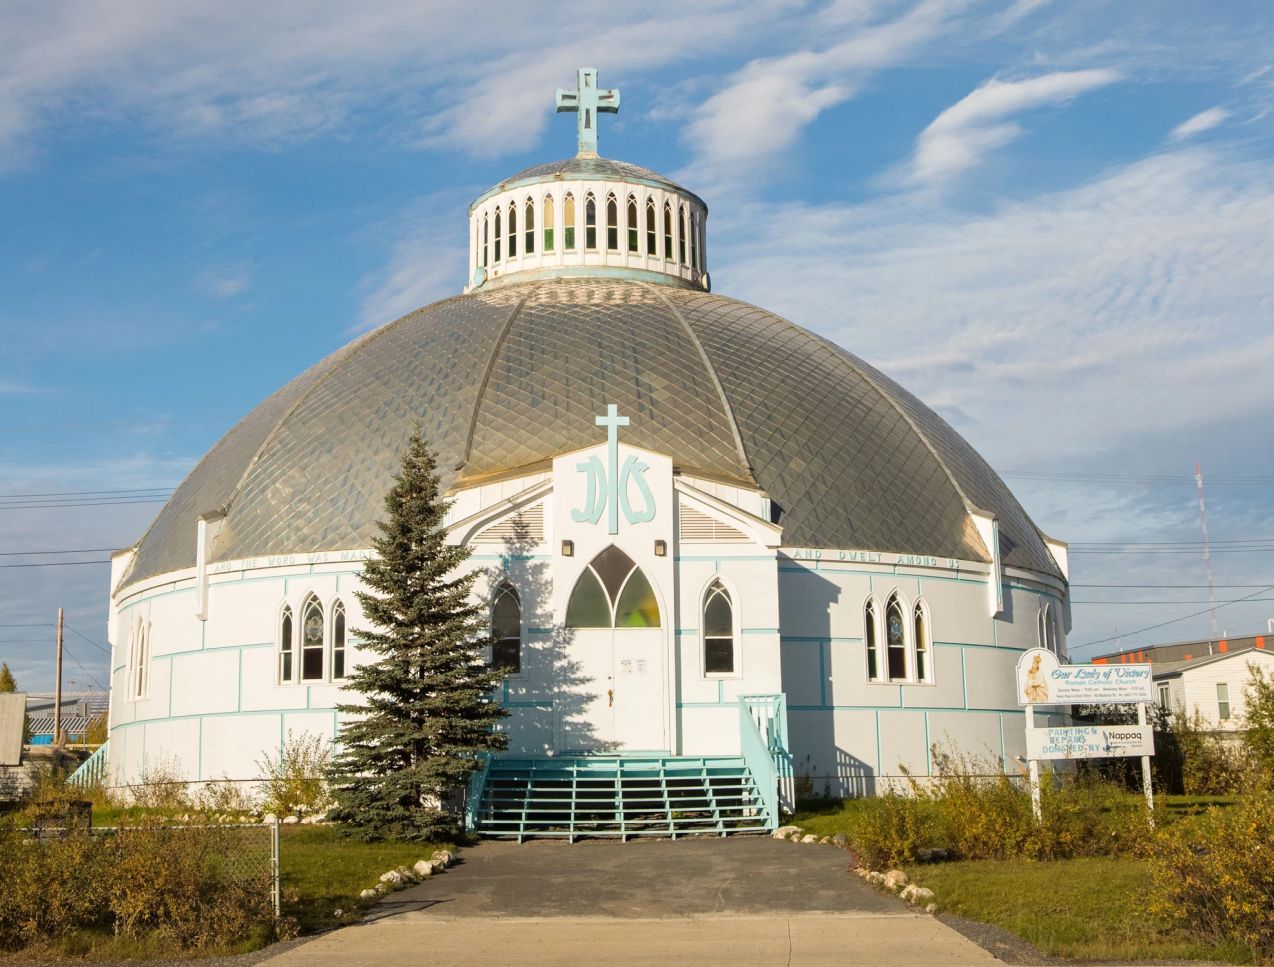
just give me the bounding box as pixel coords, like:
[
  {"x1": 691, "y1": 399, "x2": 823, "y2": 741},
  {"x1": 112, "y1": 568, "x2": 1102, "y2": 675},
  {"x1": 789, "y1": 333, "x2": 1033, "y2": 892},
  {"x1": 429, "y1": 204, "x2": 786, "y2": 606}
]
[{"x1": 3, "y1": 0, "x2": 1274, "y2": 693}]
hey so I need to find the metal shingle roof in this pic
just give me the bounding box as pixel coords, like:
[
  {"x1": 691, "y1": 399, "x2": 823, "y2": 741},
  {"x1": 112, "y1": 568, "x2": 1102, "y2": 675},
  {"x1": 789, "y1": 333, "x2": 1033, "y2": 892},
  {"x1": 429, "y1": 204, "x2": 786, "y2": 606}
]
[{"x1": 120, "y1": 277, "x2": 1061, "y2": 588}]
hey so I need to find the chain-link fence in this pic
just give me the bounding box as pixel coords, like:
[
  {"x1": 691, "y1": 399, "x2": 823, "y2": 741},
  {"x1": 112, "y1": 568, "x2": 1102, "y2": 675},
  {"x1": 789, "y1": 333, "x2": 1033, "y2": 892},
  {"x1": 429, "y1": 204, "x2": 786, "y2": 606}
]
[{"x1": 88, "y1": 822, "x2": 281, "y2": 916}]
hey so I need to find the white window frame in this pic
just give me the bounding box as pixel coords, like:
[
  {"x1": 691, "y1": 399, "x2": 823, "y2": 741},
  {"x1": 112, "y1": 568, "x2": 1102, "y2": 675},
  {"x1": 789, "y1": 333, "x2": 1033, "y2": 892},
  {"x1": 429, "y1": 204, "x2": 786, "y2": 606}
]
[
  {"x1": 864, "y1": 595, "x2": 884, "y2": 683},
  {"x1": 330, "y1": 598, "x2": 348, "y2": 682},
  {"x1": 277, "y1": 602, "x2": 296, "y2": 685},
  {"x1": 490, "y1": 582, "x2": 525, "y2": 679},
  {"x1": 701, "y1": 577, "x2": 741, "y2": 679},
  {"x1": 913, "y1": 598, "x2": 933, "y2": 685}
]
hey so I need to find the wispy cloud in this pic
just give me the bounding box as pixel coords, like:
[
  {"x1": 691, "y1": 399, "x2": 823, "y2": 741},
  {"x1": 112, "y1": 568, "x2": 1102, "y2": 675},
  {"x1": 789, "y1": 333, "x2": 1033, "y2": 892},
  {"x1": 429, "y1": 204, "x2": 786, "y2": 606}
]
[
  {"x1": 905, "y1": 68, "x2": 1121, "y2": 187},
  {"x1": 1170, "y1": 106, "x2": 1230, "y2": 141},
  {"x1": 0, "y1": 379, "x2": 47, "y2": 395},
  {"x1": 685, "y1": 0, "x2": 965, "y2": 183},
  {"x1": 196, "y1": 264, "x2": 253, "y2": 298}
]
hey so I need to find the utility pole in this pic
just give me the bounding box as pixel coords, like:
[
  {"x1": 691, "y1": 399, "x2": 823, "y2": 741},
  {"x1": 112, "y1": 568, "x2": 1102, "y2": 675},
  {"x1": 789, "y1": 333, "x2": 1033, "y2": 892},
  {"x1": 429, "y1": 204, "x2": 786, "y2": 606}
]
[
  {"x1": 1195, "y1": 464, "x2": 1218, "y2": 639},
  {"x1": 53, "y1": 608, "x2": 64, "y2": 746}
]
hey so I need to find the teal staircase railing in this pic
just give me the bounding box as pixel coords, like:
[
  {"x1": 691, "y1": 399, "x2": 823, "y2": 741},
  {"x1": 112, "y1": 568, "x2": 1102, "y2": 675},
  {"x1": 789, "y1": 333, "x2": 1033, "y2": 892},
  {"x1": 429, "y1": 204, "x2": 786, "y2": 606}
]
[
  {"x1": 465, "y1": 693, "x2": 791, "y2": 841},
  {"x1": 66, "y1": 740, "x2": 108, "y2": 788}
]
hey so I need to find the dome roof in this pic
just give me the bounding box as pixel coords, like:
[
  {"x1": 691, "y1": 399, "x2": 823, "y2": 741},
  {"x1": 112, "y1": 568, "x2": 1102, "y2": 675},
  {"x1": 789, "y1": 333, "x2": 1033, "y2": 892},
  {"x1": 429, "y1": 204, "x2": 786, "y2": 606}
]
[
  {"x1": 121, "y1": 277, "x2": 1060, "y2": 588},
  {"x1": 471, "y1": 156, "x2": 702, "y2": 209}
]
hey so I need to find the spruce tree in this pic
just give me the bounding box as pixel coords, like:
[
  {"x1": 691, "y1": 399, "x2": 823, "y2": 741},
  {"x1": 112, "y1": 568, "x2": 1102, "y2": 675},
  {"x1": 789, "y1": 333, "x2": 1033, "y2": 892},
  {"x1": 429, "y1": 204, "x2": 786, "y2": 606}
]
[
  {"x1": 0, "y1": 663, "x2": 15, "y2": 692},
  {"x1": 328, "y1": 429, "x2": 507, "y2": 840}
]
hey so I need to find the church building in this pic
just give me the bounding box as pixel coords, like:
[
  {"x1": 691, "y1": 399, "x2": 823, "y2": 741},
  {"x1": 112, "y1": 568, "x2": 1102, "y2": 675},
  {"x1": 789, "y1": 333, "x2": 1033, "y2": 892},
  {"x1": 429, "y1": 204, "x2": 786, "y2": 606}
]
[{"x1": 102, "y1": 70, "x2": 1070, "y2": 837}]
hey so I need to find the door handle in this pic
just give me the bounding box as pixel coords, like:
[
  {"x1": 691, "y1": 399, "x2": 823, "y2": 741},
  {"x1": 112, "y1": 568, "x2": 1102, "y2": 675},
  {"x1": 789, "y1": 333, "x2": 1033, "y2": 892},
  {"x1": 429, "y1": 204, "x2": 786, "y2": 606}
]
[{"x1": 608, "y1": 688, "x2": 614, "y2": 708}]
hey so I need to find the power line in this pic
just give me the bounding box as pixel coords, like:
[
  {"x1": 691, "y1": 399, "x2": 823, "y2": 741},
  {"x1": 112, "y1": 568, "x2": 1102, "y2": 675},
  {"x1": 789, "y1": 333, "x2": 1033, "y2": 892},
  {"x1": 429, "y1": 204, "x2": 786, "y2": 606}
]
[
  {"x1": 0, "y1": 487, "x2": 175, "y2": 499},
  {"x1": 60, "y1": 642, "x2": 107, "y2": 692},
  {"x1": 0, "y1": 548, "x2": 119, "y2": 557},
  {"x1": 0, "y1": 498, "x2": 169, "y2": 511},
  {"x1": 1073, "y1": 597, "x2": 1274, "y2": 605},
  {"x1": 0, "y1": 560, "x2": 111, "y2": 569},
  {"x1": 1076, "y1": 585, "x2": 1274, "y2": 650},
  {"x1": 64, "y1": 625, "x2": 111, "y2": 657},
  {"x1": 1071, "y1": 583, "x2": 1274, "y2": 589}
]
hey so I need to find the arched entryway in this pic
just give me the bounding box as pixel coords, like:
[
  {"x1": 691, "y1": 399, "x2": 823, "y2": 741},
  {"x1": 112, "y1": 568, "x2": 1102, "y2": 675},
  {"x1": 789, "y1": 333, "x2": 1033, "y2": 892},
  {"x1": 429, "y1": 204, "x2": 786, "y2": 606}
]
[{"x1": 562, "y1": 545, "x2": 665, "y2": 752}]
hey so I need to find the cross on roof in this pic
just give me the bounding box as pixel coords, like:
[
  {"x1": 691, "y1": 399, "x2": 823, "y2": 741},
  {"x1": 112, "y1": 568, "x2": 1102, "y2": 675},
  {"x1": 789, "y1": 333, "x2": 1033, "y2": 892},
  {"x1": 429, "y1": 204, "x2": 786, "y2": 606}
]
[{"x1": 555, "y1": 67, "x2": 620, "y2": 158}]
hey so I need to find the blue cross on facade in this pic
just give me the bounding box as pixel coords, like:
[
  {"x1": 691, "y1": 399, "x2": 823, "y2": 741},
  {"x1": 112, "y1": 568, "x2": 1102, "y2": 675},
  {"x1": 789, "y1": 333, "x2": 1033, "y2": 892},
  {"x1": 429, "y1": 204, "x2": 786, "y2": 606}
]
[
  {"x1": 571, "y1": 403, "x2": 655, "y2": 534},
  {"x1": 596, "y1": 404, "x2": 629, "y2": 533},
  {"x1": 556, "y1": 67, "x2": 620, "y2": 158}
]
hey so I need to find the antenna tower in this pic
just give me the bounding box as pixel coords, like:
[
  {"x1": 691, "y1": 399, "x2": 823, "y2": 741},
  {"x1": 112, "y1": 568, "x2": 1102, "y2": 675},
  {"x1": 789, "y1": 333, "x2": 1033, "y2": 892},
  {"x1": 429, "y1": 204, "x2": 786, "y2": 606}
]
[{"x1": 1195, "y1": 463, "x2": 1218, "y2": 638}]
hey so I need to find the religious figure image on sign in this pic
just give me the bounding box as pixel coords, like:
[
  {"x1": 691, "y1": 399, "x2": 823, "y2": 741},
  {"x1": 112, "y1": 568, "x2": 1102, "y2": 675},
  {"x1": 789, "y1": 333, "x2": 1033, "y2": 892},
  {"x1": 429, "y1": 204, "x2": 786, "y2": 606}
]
[{"x1": 1024, "y1": 653, "x2": 1049, "y2": 704}]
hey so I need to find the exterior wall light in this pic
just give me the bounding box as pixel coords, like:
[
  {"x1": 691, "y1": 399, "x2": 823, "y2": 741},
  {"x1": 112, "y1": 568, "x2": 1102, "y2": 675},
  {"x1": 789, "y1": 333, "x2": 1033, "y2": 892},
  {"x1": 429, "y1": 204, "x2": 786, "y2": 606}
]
[
  {"x1": 654, "y1": 540, "x2": 667, "y2": 557},
  {"x1": 561, "y1": 540, "x2": 574, "y2": 557}
]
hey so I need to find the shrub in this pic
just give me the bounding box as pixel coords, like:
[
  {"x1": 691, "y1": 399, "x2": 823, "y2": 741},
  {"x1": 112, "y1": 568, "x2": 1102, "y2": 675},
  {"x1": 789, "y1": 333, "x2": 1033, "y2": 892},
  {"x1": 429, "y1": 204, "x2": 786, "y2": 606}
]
[
  {"x1": 924, "y1": 751, "x2": 1036, "y2": 860},
  {"x1": 257, "y1": 730, "x2": 330, "y2": 816},
  {"x1": 847, "y1": 791, "x2": 940, "y2": 867},
  {"x1": 131, "y1": 755, "x2": 192, "y2": 811},
  {"x1": 1165, "y1": 709, "x2": 1246, "y2": 795},
  {"x1": 1242, "y1": 664, "x2": 1274, "y2": 776},
  {"x1": 1151, "y1": 787, "x2": 1274, "y2": 962},
  {"x1": 110, "y1": 822, "x2": 274, "y2": 948},
  {"x1": 197, "y1": 776, "x2": 257, "y2": 814},
  {"x1": 0, "y1": 819, "x2": 276, "y2": 953}
]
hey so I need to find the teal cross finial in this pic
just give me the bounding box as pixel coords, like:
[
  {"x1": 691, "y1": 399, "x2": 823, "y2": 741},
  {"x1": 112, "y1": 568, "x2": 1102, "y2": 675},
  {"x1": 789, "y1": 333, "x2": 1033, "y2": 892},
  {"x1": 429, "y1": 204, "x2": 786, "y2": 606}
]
[
  {"x1": 596, "y1": 403, "x2": 629, "y2": 533},
  {"x1": 555, "y1": 67, "x2": 620, "y2": 158}
]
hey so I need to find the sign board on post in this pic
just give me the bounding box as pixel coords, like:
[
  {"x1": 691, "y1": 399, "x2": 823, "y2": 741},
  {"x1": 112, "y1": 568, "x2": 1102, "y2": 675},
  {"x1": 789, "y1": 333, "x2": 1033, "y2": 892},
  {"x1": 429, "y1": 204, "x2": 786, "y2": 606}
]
[
  {"x1": 1026, "y1": 724, "x2": 1155, "y2": 760},
  {"x1": 1016, "y1": 649, "x2": 1156, "y2": 824},
  {"x1": 1016, "y1": 648, "x2": 1153, "y2": 706}
]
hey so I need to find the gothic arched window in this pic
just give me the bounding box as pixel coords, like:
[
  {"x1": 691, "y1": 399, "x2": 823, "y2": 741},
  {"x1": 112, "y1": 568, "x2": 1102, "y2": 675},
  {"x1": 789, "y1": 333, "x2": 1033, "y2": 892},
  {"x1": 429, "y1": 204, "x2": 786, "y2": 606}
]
[
  {"x1": 703, "y1": 580, "x2": 734, "y2": 675},
  {"x1": 663, "y1": 202, "x2": 673, "y2": 260},
  {"x1": 886, "y1": 594, "x2": 907, "y2": 682},
  {"x1": 627, "y1": 195, "x2": 638, "y2": 252},
  {"x1": 482, "y1": 213, "x2": 489, "y2": 268},
  {"x1": 278, "y1": 604, "x2": 294, "y2": 684},
  {"x1": 507, "y1": 203, "x2": 517, "y2": 258},
  {"x1": 585, "y1": 193, "x2": 597, "y2": 250},
  {"x1": 331, "y1": 599, "x2": 347, "y2": 680},
  {"x1": 491, "y1": 584, "x2": 521, "y2": 674},
  {"x1": 301, "y1": 594, "x2": 325, "y2": 682},
  {"x1": 606, "y1": 193, "x2": 618, "y2": 251},
  {"x1": 566, "y1": 546, "x2": 661, "y2": 629},
  {"x1": 690, "y1": 211, "x2": 700, "y2": 270},
  {"x1": 563, "y1": 193, "x2": 576, "y2": 251},
  {"x1": 865, "y1": 597, "x2": 881, "y2": 681},
  {"x1": 524, "y1": 199, "x2": 535, "y2": 255},
  {"x1": 543, "y1": 194, "x2": 555, "y2": 252},
  {"x1": 645, "y1": 198, "x2": 657, "y2": 255},
  {"x1": 679, "y1": 204, "x2": 688, "y2": 264},
  {"x1": 914, "y1": 600, "x2": 931, "y2": 683},
  {"x1": 493, "y1": 209, "x2": 502, "y2": 262}
]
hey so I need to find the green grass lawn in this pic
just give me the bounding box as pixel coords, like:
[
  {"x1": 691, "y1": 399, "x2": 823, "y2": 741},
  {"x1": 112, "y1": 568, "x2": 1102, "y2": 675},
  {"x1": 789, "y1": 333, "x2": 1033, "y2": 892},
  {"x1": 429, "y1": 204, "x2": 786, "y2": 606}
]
[
  {"x1": 279, "y1": 825, "x2": 454, "y2": 934},
  {"x1": 906, "y1": 857, "x2": 1243, "y2": 963}
]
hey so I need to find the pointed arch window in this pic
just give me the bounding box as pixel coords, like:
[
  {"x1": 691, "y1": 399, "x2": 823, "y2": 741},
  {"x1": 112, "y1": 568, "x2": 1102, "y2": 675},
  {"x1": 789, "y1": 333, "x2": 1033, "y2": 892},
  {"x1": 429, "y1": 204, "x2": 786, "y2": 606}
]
[
  {"x1": 278, "y1": 605, "x2": 294, "y2": 684},
  {"x1": 491, "y1": 584, "x2": 522, "y2": 674},
  {"x1": 690, "y1": 211, "x2": 700, "y2": 270},
  {"x1": 865, "y1": 598, "x2": 881, "y2": 681},
  {"x1": 300, "y1": 594, "x2": 325, "y2": 682},
  {"x1": 703, "y1": 580, "x2": 735, "y2": 675},
  {"x1": 133, "y1": 620, "x2": 150, "y2": 699},
  {"x1": 566, "y1": 546, "x2": 661, "y2": 629},
  {"x1": 524, "y1": 199, "x2": 535, "y2": 255},
  {"x1": 606, "y1": 193, "x2": 619, "y2": 251},
  {"x1": 886, "y1": 594, "x2": 907, "y2": 681},
  {"x1": 331, "y1": 599, "x2": 347, "y2": 680},
  {"x1": 914, "y1": 601, "x2": 931, "y2": 683},
  {"x1": 627, "y1": 196, "x2": 639, "y2": 252},
  {"x1": 645, "y1": 198, "x2": 657, "y2": 255},
  {"x1": 543, "y1": 194, "x2": 555, "y2": 252},
  {"x1": 493, "y1": 209, "x2": 502, "y2": 262},
  {"x1": 564, "y1": 193, "x2": 576, "y2": 251},
  {"x1": 585, "y1": 193, "x2": 597, "y2": 250},
  {"x1": 482, "y1": 213, "x2": 489, "y2": 268},
  {"x1": 507, "y1": 203, "x2": 517, "y2": 258},
  {"x1": 663, "y1": 202, "x2": 673, "y2": 259},
  {"x1": 678, "y1": 204, "x2": 688, "y2": 264}
]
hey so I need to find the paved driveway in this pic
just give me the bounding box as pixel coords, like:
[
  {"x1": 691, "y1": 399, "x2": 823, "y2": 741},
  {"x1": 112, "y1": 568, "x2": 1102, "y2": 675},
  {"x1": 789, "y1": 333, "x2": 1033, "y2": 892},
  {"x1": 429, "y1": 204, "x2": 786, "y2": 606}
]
[{"x1": 262, "y1": 837, "x2": 1000, "y2": 966}]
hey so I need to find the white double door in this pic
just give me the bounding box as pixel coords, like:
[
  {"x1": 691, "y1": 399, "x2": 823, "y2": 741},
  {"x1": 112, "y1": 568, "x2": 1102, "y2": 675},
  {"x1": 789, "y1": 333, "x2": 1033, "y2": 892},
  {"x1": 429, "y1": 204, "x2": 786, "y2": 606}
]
[{"x1": 558, "y1": 627, "x2": 665, "y2": 753}]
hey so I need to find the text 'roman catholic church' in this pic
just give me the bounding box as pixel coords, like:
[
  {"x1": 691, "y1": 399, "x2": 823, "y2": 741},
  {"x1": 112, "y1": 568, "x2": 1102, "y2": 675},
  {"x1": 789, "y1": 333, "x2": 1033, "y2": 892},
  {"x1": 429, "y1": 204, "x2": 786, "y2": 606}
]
[{"x1": 104, "y1": 69, "x2": 1070, "y2": 835}]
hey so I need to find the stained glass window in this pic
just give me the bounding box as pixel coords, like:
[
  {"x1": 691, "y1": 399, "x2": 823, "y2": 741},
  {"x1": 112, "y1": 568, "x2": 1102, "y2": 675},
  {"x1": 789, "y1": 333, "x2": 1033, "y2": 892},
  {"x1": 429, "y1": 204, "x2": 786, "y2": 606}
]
[
  {"x1": 566, "y1": 569, "x2": 610, "y2": 628},
  {"x1": 646, "y1": 199, "x2": 656, "y2": 255},
  {"x1": 679, "y1": 204, "x2": 688, "y2": 264},
  {"x1": 564, "y1": 194, "x2": 575, "y2": 251},
  {"x1": 494, "y1": 209, "x2": 502, "y2": 262},
  {"x1": 606, "y1": 194, "x2": 618, "y2": 251},
  {"x1": 627, "y1": 196, "x2": 638, "y2": 252},
  {"x1": 886, "y1": 594, "x2": 907, "y2": 681},
  {"x1": 585, "y1": 193, "x2": 597, "y2": 250},
  {"x1": 301, "y1": 594, "x2": 324, "y2": 682},
  {"x1": 615, "y1": 569, "x2": 660, "y2": 628},
  {"x1": 524, "y1": 199, "x2": 535, "y2": 254},
  {"x1": 663, "y1": 202, "x2": 673, "y2": 259},
  {"x1": 543, "y1": 194, "x2": 555, "y2": 251},
  {"x1": 914, "y1": 601, "x2": 930, "y2": 682},
  {"x1": 508, "y1": 204, "x2": 517, "y2": 258}
]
